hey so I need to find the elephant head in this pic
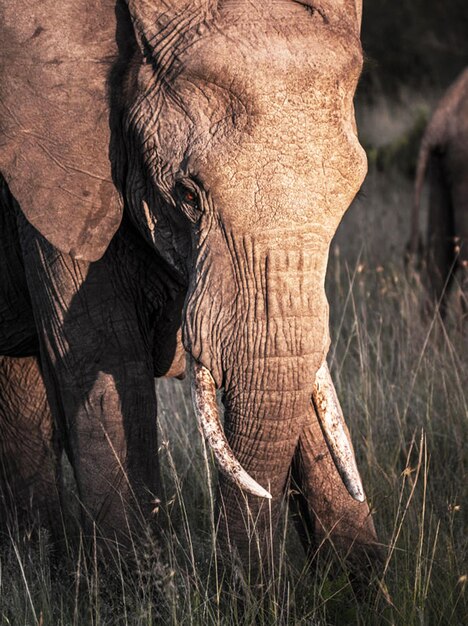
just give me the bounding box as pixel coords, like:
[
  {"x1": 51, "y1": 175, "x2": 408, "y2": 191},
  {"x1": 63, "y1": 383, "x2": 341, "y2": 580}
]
[
  {"x1": 115, "y1": 0, "x2": 369, "y2": 553},
  {"x1": 0, "y1": 0, "x2": 375, "y2": 563}
]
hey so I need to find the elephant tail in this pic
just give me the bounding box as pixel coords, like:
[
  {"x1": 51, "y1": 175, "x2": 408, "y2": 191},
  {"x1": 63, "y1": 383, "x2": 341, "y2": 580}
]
[{"x1": 409, "y1": 134, "x2": 432, "y2": 257}]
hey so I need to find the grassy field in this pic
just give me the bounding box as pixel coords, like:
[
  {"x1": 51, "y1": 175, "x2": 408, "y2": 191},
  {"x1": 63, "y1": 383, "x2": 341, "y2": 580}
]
[{"x1": 1, "y1": 173, "x2": 466, "y2": 624}]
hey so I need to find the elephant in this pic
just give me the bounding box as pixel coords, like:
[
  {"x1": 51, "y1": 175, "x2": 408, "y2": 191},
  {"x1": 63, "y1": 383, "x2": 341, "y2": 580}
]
[
  {"x1": 0, "y1": 0, "x2": 378, "y2": 573},
  {"x1": 409, "y1": 68, "x2": 468, "y2": 318}
]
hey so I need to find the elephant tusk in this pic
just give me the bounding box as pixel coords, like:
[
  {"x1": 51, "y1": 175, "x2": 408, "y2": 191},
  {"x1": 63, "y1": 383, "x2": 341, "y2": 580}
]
[
  {"x1": 311, "y1": 362, "x2": 366, "y2": 503},
  {"x1": 190, "y1": 358, "x2": 272, "y2": 500}
]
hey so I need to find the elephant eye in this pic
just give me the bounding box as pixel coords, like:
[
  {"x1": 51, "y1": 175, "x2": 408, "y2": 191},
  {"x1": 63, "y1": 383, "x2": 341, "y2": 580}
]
[
  {"x1": 183, "y1": 189, "x2": 197, "y2": 204},
  {"x1": 174, "y1": 181, "x2": 202, "y2": 222}
]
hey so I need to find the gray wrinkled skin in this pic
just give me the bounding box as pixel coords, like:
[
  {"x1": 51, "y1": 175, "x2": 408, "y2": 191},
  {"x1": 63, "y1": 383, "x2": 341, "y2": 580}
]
[{"x1": 0, "y1": 0, "x2": 378, "y2": 571}]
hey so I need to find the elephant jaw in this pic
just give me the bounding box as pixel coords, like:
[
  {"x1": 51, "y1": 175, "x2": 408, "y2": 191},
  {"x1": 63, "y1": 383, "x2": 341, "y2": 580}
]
[{"x1": 190, "y1": 357, "x2": 366, "y2": 503}]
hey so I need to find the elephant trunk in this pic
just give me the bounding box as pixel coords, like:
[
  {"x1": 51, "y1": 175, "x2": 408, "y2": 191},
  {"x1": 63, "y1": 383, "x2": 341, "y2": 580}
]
[
  {"x1": 185, "y1": 232, "x2": 366, "y2": 562},
  {"x1": 215, "y1": 352, "x2": 313, "y2": 564}
]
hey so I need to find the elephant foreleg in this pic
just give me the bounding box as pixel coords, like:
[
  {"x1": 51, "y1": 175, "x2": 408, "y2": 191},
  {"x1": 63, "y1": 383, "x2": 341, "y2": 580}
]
[
  {"x1": 18, "y1": 219, "x2": 160, "y2": 552},
  {"x1": 425, "y1": 153, "x2": 456, "y2": 316},
  {"x1": 0, "y1": 355, "x2": 62, "y2": 538},
  {"x1": 450, "y1": 177, "x2": 468, "y2": 323}
]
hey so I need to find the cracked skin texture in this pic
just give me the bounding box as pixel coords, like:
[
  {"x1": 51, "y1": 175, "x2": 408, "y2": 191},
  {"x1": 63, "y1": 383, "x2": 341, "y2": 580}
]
[{"x1": 0, "y1": 0, "x2": 378, "y2": 573}]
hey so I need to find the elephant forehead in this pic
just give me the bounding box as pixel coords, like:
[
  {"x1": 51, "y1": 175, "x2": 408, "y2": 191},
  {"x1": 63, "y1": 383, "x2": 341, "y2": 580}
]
[
  {"x1": 168, "y1": 15, "x2": 363, "y2": 151},
  {"x1": 178, "y1": 6, "x2": 363, "y2": 103},
  {"x1": 174, "y1": 71, "x2": 353, "y2": 130},
  {"x1": 170, "y1": 46, "x2": 362, "y2": 171}
]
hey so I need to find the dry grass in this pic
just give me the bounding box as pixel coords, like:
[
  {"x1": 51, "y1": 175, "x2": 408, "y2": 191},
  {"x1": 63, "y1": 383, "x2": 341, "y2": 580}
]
[{"x1": 1, "y1": 174, "x2": 466, "y2": 625}]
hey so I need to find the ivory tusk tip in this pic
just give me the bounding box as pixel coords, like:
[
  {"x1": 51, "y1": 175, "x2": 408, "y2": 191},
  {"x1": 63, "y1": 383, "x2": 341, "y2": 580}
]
[
  {"x1": 238, "y1": 472, "x2": 272, "y2": 499},
  {"x1": 254, "y1": 489, "x2": 273, "y2": 500},
  {"x1": 347, "y1": 483, "x2": 366, "y2": 502}
]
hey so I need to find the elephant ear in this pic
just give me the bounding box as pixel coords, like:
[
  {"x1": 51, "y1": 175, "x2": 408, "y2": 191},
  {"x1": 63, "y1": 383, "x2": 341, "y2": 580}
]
[{"x1": 0, "y1": 0, "x2": 122, "y2": 261}]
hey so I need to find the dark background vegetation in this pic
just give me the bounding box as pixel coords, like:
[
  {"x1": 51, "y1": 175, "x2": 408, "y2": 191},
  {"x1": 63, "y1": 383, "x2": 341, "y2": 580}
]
[
  {"x1": 334, "y1": 1, "x2": 468, "y2": 264},
  {"x1": 360, "y1": 0, "x2": 468, "y2": 98}
]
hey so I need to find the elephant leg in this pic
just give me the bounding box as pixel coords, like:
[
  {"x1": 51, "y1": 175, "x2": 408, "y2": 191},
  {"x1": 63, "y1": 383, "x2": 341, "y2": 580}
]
[
  {"x1": 289, "y1": 405, "x2": 380, "y2": 573},
  {"x1": 0, "y1": 355, "x2": 62, "y2": 537},
  {"x1": 18, "y1": 219, "x2": 160, "y2": 551},
  {"x1": 450, "y1": 179, "x2": 468, "y2": 323},
  {"x1": 425, "y1": 154, "x2": 456, "y2": 316}
]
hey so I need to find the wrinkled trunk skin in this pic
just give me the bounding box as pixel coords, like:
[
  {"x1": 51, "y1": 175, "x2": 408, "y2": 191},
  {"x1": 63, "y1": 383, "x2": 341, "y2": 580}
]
[
  {"x1": 217, "y1": 361, "x2": 311, "y2": 574},
  {"x1": 185, "y1": 231, "x2": 333, "y2": 573}
]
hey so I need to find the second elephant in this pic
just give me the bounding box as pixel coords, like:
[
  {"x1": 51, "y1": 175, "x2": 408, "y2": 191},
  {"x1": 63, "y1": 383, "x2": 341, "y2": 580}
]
[{"x1": 410, "y1": 68, "x2": 468, "y2": 317}]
